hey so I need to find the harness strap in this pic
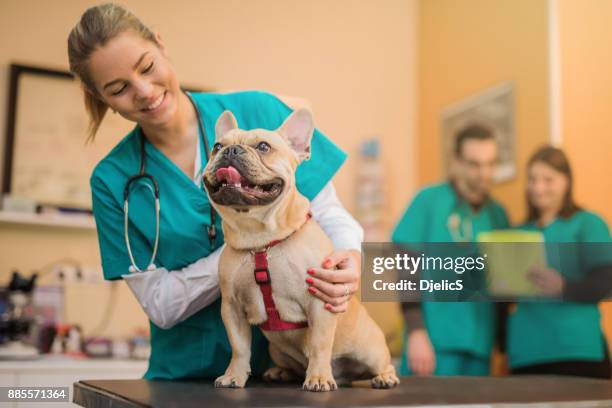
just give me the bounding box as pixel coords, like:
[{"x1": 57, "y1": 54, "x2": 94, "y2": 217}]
[{"x1": 253, "y1": 212, "x2": 311, "y2": 331}]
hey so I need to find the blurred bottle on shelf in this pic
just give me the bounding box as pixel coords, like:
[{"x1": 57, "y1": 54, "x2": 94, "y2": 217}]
[{"x1": 355, "y1": 139, "x2": 386, "y2": 241}]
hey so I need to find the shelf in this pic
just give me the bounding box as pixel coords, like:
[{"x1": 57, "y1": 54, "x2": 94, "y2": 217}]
[
  {"x1": 0, "y1": 211, "x2": 96, "y2": 230},
  {"x1": 0, "y1": 355, "x2": 147, "y2": 372}
]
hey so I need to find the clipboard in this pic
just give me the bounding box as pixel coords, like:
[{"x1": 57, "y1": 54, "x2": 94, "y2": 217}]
[{"x1": 477, "y1": 230, "x2": 546, "y2": 297}]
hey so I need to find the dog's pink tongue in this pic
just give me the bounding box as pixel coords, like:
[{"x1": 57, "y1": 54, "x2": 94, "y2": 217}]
[{"x1": 216, "y1": 166, "x2": 242, "y2": 184}]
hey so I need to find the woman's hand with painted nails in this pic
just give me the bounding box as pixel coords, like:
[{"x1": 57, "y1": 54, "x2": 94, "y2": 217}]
[{"x1": 305, "y1": 249, "x2": 360, "y2": 313}]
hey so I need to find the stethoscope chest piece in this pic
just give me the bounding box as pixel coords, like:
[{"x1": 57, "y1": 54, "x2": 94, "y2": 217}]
[{"x1": 447, "y1": 210, "x2": 473, "y2": 242}]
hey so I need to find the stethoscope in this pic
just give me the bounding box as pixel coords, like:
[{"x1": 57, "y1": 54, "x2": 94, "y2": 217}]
[
  {"x1": 123, "y1": 91, "x2": 217, "y2": 273},
  {"x1": 447, "y1": 195, "x2": 505, "y2": 242},
  {"x1": 447, "y1": 209, "x2": 473, "y2": 242},
  {"x1": 447, "y1": 189, "x2": 475, "y2": 242}
]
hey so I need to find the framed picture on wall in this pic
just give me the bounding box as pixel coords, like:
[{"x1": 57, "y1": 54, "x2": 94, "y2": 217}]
[
  {"x1": 440, "y1": 81, "x2": 516, "y2": 183},
  {"x1": 2, "y1": 64, "x2": 136, "y2": 211}
]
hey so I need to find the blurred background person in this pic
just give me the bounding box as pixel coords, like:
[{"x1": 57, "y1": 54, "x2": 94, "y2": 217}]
[
  {"x1": 507, "y1": 146, "x2": 612, "y2": 379},
  {"x1": 392, "y1": 124, "x2": 509, "y2": 376}
]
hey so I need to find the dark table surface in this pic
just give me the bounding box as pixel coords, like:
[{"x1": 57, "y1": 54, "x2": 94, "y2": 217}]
[{"x1": 73, "y1": 376, "x2": 612, "y2": 407}]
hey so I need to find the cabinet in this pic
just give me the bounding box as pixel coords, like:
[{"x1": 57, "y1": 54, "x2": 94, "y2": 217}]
[{"x1": 0, "y1": 356, "x2": 146, "y2": 407}]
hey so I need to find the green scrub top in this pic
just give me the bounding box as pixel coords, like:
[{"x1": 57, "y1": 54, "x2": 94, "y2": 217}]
[
  {"x1": 392, "y1": 182, "x2": 510, "y2": 360},
  {"x1": 508, "y1": 210, "x2": 612, "y2": 368},
  {"x1": 90, "y1": 91, "x2": 347, "y2": 379}
]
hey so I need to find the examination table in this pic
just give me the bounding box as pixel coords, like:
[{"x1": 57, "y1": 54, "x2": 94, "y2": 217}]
[{"x1": 73, "y1": 375, "x2": 612, "y2": 407}]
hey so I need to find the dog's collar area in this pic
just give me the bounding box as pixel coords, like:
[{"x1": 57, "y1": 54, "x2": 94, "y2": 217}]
[{"x1": 252, "y1": 211, "x2": 312, "y2": 331}]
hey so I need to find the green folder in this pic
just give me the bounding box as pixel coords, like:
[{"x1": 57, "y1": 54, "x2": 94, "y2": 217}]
[{"x1": 477, "y1": 230, "x2": 546, "y2": 297}]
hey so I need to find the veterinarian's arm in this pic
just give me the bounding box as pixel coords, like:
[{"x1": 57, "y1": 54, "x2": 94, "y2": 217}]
[
  {"x1": 311, "y1": 182, "x2": 364, "y2": 251},
  {"x1": 306, "y1": 182, "x2": 363, "y2": 312},
  {"x1": 526, "y1": 264, "x2": 612, "y2": 301},
  {"x1": 121, "y1": 246, "x2": 223, "y2": 329}
]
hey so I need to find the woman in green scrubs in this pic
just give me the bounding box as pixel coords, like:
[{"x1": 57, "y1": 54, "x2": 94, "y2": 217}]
[
  {"x1": 509, "y1": 146, "x2": 612, "y2": 378},
  {"x1": 67, "y1": 4, "x2": 362, "y2": 380}
]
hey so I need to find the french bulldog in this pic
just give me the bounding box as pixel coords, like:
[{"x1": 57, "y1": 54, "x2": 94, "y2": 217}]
[{"x1": 203, "y1": 108, "x2": 399, "y2": 391}]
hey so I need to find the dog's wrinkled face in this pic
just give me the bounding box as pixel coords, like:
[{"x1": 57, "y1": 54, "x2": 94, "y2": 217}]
[
  {"x1": 203, "y1": 109, "x2": 313, "y2": 209},
  {"x1": 204, "y1": 132, "x2": 285, "y2": 206}
]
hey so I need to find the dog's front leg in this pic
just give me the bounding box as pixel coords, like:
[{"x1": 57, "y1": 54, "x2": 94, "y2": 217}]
[
  {"x1": 215, "y1": 298, "x2": 252, "y2": 388},
  {"x1": 302, "y1": 302, "x2": 338, "y2": 392}
]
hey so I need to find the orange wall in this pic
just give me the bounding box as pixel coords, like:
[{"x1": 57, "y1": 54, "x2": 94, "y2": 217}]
[
  {"x1": 558, "y1": 0, "x2": 612, "y2": 345},
  {"x1": 417, "y1": 0, "x2": 550, "y2": 223},
  {"x1": 558, "y1": 0, "x2": 612, "y2": 224}
]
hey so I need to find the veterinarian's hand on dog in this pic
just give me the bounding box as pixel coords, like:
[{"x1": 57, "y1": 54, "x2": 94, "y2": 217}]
[{"x1": 306, "y1": 249, "x2": 360, "y2": 313}]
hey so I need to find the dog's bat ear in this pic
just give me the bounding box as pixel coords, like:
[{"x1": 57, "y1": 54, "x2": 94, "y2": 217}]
[
  {"x1": 215, "y1": 110, "x2": 238, "y2": 141},
  {"x1": 278, "y1": 108, "x2": 314, "y2": 161}
]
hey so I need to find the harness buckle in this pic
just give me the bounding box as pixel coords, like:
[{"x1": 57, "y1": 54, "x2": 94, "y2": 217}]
[{"x1": 254, "y1": 268, "x2": 271, "y2": 284}]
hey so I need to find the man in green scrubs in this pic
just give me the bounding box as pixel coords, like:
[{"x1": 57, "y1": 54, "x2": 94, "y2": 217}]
[
  {"x1": 392, "y1": 125, "x2": 509, "y2": 376},
  {"x1": 91, "y1": 91, "x2": 347, "y2": 379}
]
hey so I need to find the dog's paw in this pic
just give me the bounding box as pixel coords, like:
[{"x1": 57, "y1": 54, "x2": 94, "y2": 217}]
[
  {"x1": 371, "y1": 368, "x2": 400, "y2": 389},
  {"x1": 214, "y1": 372, "x2": 249, "y2": 388},
  {"x1": 302, "y1": 375, "x2": 337, "y2": 392},
  {"x1": 263, "y1": 367, "x2": 297, "y2": 382}
]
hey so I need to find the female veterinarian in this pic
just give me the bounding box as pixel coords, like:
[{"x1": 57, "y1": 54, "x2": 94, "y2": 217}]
[
  {"x1": 68, "y1": 4, "x2": 363, "y2": 380},
  {"x1": 508, "y1": 146, "x2": 612, "y2": 378}
]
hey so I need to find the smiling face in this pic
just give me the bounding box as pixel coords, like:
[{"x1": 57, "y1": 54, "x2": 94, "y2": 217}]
[
  {"x1": 527, "y1": 160, "x2": 569, "y2": 214},
  {"x1": 87, "y1": 30, "x2": 181, "y2": 128}
]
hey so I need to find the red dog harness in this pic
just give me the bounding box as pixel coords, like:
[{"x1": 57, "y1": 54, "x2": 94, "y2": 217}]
[{"x1": 253, "y1": 213, "x2": 312, "y2": 331}]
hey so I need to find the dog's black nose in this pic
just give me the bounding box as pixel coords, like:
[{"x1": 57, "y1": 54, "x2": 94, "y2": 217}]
[{"x1": 223, "y1": 144, "x2": 245, "y2": 158}]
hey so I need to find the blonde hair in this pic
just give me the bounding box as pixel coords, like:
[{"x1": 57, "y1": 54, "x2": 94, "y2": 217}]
[{"x1": 67, "y1": 3, "x2": 158, "y2": 142}]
